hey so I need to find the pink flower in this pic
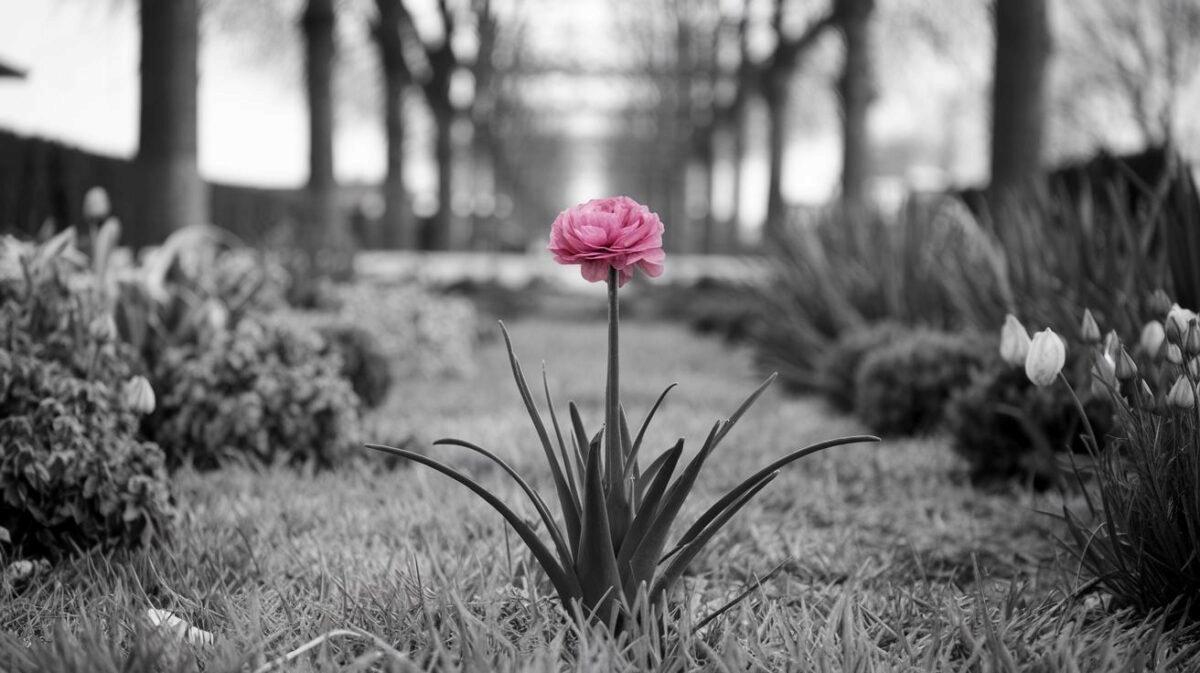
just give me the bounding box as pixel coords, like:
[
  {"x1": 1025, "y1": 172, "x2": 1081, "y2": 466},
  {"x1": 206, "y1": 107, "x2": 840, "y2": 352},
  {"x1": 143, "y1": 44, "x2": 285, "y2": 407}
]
[{"x1": 547, "y1": 196, "x2": 665, "y2": 286}]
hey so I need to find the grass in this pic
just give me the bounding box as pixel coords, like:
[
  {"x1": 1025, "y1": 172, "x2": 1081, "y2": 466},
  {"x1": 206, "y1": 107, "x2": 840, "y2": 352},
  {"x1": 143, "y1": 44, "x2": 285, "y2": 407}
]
[{"x1": 4, "y1": 317, "x2": 1200, "y2": 671}]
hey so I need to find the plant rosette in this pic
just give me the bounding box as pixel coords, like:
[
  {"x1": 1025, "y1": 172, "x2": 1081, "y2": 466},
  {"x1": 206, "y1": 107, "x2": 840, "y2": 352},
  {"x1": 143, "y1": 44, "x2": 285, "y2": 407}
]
[{"x1": 368, "y1": 196, "x2": 878, "y2": 632}]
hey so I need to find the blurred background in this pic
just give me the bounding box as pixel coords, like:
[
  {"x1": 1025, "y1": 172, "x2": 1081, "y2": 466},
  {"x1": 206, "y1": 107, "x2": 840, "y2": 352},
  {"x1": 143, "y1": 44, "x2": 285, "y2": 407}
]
[{"x1": 1, "y1": 0, "x2": 1198, "y2": 256}]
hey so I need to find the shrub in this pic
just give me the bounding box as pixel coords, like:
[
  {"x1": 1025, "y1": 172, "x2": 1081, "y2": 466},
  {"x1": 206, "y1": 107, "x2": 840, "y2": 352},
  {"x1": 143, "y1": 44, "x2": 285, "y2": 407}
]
[
  {"x1": 853, "y1": 330, "x2": 992, "y2": 436},
  {"x1": 0, "y1": 232, "x2": 172, "y2": 557},
  {"x1": 334, "y1": 283, "x2": 478, "y2": 379},
  {"x1": 0, "y1": 352, "x2": 173, "y2": 557},
  {"x1": 945, "y1": 361, "x2": 1114, "y2": 486},
  {"x1": 1022, "y1": 301, "x2": 1200, "y2": 619},
  {"x1": 314, "y1": 323, "x2": 393, "y2": 409},
  {"x1": 147, "y1": 319, "x2": 361, "y2": 470},
  {"x1": 818, "y1": 322, "x2": 909, "y2": 409}
]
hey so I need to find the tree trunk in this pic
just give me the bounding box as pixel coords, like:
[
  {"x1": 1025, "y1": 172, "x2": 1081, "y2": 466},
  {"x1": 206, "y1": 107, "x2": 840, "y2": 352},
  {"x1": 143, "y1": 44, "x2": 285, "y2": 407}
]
[
  {"x1": 302, "y1": 0, "x2": 348, "y2": 268},
  {"x1": 989, "y1": 0, "x2": 1051, "y2": 206},
  {"x1": 429, "y1": 107, "x2": 455, "y2": 250},
  {"x1": 764, "y1": 77, "x2": 789, "y2": 244},
  {"x1": 726, "y1": 100, "x2": 746, "y2": 251},
  {"x1": 135, "y1": 0, "x2": 206, "y2": 246},
  {"x1": 375, "y1": 0, "x2": 414, "y2": 249},
  {"x1": 837, "y1": 0, "x2": 875, "y2": 212}
]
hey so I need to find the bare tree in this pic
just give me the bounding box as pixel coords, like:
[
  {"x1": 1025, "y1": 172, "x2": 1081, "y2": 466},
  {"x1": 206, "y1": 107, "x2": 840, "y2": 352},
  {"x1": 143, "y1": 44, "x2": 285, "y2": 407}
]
[
  {"x1": 989, "y1": 0, "x2": 1051, "y2": 204},
  {"x1": 301, "y1": 0, "x2": 351, "y2": 267},
  {"x1": 748, "y1": 0, "x2": 837, "y2": 241},
  {"x1": 835, "y1": 0, "x2": 875, "y2": 211},
  {"x1": 134, "y1": 0, "x2": 207, "y2": 246},
  {"x1": 372, "y1": 0, "x2": 415, "y2": 249}
]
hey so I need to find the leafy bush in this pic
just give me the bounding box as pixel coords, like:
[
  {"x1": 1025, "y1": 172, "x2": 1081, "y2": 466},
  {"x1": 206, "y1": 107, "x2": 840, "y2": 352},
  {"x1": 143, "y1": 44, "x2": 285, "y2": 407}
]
[
  {"x1": 853, "y1": 330, "x2": 993, "y2": 436},
  {"x1": 0, "y1": 352, "x2": 173, "y2": 557},
  {"x1": 754, "y1": 201, "x2": 1010, "y2": 390},
  {"x1": 0, "y1": 231, "x2": 173, "y2": 557},
  {"x1": 945, "y1": 361, "x2": 1113, "y2": 486},
  {"x1": 333, "y1": 283, "x2": 478, "y2": 379},
  {"x1": 817, "y1": 322, "x2": 909, "y2": 408},
  {"x1": 147, "y1": 319, "x2": 361, "y2": 470},
  {"x1": 1022, "y1": 301, "x2": 1200, "y2": 619},
  {"x1": 314, "y1": 323, "x2": 393, "y2": 408}
]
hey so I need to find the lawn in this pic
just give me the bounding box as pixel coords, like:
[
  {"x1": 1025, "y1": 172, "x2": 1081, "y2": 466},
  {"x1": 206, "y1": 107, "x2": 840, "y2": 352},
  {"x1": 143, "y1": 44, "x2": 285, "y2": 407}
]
[{"x1": 4, "y1": 317, "x2": 1196, "y2": 671}]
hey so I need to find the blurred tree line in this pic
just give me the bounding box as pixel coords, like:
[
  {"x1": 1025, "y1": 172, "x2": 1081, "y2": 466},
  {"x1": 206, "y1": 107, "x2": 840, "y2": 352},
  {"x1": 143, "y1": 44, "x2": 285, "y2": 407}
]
[{"x1": 113, "y1": 0, "x2": 1200, "y2": 255}]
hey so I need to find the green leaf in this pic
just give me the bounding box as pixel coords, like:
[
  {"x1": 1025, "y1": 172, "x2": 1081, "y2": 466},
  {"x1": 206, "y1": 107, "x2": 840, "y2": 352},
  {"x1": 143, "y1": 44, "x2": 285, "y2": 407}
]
[
  {"x1": 622, "y1": 421, "x2": 722, "y2": 592},
  {"x1": 365, "y1": 443, "x2": 580, "y2": 601},
  {"x1": 498, "y1": 322, "x2": 581, "y2": 545},
  {"x1": 568, "y1": 402, "x2": 589, "y2": 473},
  {"x1": 714, "y1": 373, "x2": 777, "y2": 446},
  {"x1": 542, "y1": 367, "x2": 581, "y2": 537},
  {"x1": 650, "y1": 471, "x2": 780, "y2": 600},
  {"x1": 635, "y1": 446, "x2": 678, "y2": 500},
  {"x1": 432, "y1": 438, "x2": 575, "y2": 570},
  {"x1": 616, "y1": 439, "x2": 684, "y2": 594},
  {"x1": 622, "y1": 383, "x2": 676, "y2": 482},
  {"x1": 664, "y1": 435, "x2": 879, "y2": 562},
  {"x1": 574, "y1": 424, "x2": 622, "y2": 616}
]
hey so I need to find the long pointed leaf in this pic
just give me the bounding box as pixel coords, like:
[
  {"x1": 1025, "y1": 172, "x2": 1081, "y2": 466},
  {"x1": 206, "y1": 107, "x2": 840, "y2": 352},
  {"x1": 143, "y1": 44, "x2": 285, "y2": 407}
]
[
  {"x1": 617, "y1": 439, "x2": 685, "y2": 588},
  {"x1": 664, "y1": 435, "x2": 879, "y2": 562},
  {"x1": 623, "y1": 421, "x2": 722, "y2": 589},
  {"x1": 542, "y1": 368, "x2": 581, "y2": 542},
  {"x1": 432, "y1": 438, "x2": 575, "y2": 569},
  {"x1": 714, "y1": 373, "x2": 778, "y2": 446},
  {"x1": 650, "y1": 472, "x2": 779, "y2": 599},
  {"x1": 622, "y1": 383, "x2": 677, "y2": 482},
  {"x1": 364, "y1": 443, "x2": 579, "y2": 600},
  {"x1": 568, "y1": 402, "x2": 589, "y2": 475},
  {"x1": 635, "y1": 446, "x2": 678, "y2": 498},
  {"x1": 575, "y1": 423, "x2": 623, "y2": 615},
  {"x1": 499, "y1": 323, "x2": 582, "y2": 544}
]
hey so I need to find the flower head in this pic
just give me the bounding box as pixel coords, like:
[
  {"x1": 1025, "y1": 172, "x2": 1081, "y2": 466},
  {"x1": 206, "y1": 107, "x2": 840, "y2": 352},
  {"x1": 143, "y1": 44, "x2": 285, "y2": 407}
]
[
  {"x1": 1140, "y1": 320, "x2": 1166, "y2": 357},
  {"x1": 1080, "y1": 309, "x2": 1101, "y2": 344},
  {"x1": 123, "y1": 375, "x2": 156, "y2": 415},
  {"x1": 1025, "y1": 328, "x2": 1066, "y2": 386},
  {"x1": 1167, "y1": 376, "x2": 1195, "y2": 409},
  {"x1": 548, "y1": 196, "x2": 665, "y2": 286},
  {"x1": 83, "y1": 186, "x2": 112, "y2": 221},
  {"x1": 999, "y1": 314, "x2": 1031, "y2": 366}
]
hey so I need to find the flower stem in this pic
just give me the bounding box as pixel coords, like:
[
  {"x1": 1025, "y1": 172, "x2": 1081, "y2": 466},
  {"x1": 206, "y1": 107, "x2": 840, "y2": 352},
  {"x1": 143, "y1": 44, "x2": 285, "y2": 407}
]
[{"x1": 606, "y1": 267, "x2": 621, "y2": 488}]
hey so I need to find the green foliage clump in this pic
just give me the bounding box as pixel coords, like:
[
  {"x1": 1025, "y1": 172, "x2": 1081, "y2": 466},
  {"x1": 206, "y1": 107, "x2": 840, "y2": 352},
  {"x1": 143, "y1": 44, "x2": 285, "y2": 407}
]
[
  {"x1": 944, "y1": 362, "x2": 1113, "y2": 486},
  {"x1": 853, "y1": 330, "x2": 992, "y2": 436},
  {"x1": 314, "y1": 323, "x2": 393, "y2": 409},
  {"x1": 0, "y1": 352, "x2": 173, "y2": 556},
  {"x1": 0, "y1": 234, "x2": 173, "y2": 557},
  {"x1": 819, "y1": 322, "x2": 910, "y2": 410},
  {"x1": 148, "y1": 319, "x2": 361, "y2": 470}
]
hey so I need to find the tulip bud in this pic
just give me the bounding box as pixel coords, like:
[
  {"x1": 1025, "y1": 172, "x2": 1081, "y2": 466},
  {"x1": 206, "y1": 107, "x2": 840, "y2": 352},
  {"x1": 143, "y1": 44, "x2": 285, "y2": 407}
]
[
  {"x1": 1026, "y1": 328, "x2": 1067, "y2": 387},
  {"x1": 1167, "y1": 376, "x2": 1195, "y2": 409},
  {"x1": 1000, "y1": 314, "x2": 1031, "y2": 367},
  {"x1": 1102, "y1": 330, "x2": 1120, "y2": 360},
  {"x1": 1186, "y1": 320, "x2": 1200, "y2": 358},
  {"x1": 1091, "y1": 352, "x2": 1117, "y2": 396},
  {"x1": 1080, "y1": 309, "x2": 1101, "y2": 344},
  {"x1": 1115, "y1": 347, "x2": 1137, "y2": 380},
  {"x1": 123, "y1": 375, "x2": 155, "y2": 415},
  {"x1": 88, "y1": 315, "x2": 117, "y2": 342},
  {"x1": 1167, "y1": 305, "x2": 1197, "y2": 345},
  {"x1": 1168, "y1": 343, "x2": 1185, "y2": 365},
  {"x1": 1188, "y1": 358, "x2": 1200, "y2": 381},
  {"x1": 1140, "y1": 320, "x2": 1166, "y2": 357},
  {"x1": 1135, "y1": 378, "x2": 1156, "y2": 409},
  {"x1": 1149, "y1": 289, "x2": 1173, "y2": 316},
  {"x1": 82, "y1": 186, "x2": 112, "y2": 221}
]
